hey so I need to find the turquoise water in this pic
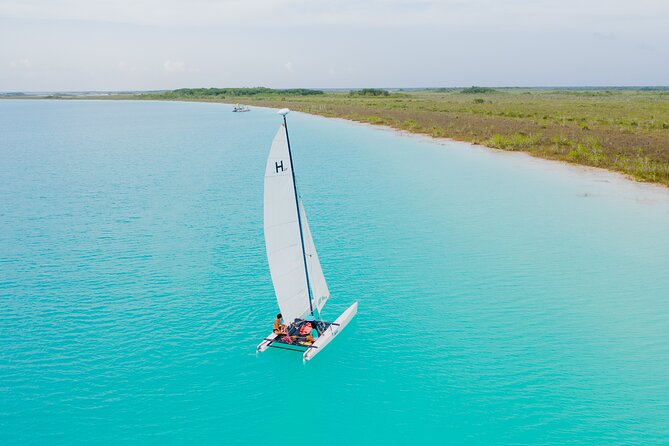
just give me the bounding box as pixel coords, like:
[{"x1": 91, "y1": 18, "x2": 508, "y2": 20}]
[{"x1": 1, "y1": 99, "x2": 669, "y2": 444}]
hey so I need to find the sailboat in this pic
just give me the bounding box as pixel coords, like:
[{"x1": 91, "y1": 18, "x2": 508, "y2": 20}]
[{"x1": 256, "y1": 109, "x2": 358, "y2": 361}]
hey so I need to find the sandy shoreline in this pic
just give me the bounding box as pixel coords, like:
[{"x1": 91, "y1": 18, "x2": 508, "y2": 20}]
[
  {"x1": 226, "y1": 100, "x2": 669, "y2": 202},
  {"x1": 231, "y1": 102, "x2": 667, "y2": 196},
  {"x1": 304, "y1": 111, "x2": 669, "y2": 202}
]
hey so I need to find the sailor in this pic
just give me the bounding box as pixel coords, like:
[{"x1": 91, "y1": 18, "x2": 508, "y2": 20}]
[
  {"x1": 273, "y1": 313, "x2": 287, "y2": 335},
  {"x1": 298, "y1": 321, "x2": 316, "y2": 345}
]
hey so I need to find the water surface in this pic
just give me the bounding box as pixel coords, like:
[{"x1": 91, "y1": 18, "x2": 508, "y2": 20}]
[{"x1": 1, "y1": 100, "x2": 668, "y2": 444}]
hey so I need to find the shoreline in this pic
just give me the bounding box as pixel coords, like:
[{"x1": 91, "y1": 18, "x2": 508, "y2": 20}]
[
  {"x1": 232, "y1": 99, "x2": 669, "y2": 200},
  {"x1": 141, "y1": 95, "x2": 669, "y2": 191},
  {"x1": 269, "y1": 104, "x2": 669, "y2": 199},
  {"x1": 4, "y1": 95, "x2": 669, "y2": 197}
]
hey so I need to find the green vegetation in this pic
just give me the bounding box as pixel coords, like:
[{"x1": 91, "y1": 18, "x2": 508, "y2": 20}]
[
  {"x1": 349, "y1": 88, "x2": 390, "y2": 97},
  {"x1": 461, "y1": 86, "x2": 497, "y2": 94},
  {"x1": 141, "y1": 87, "x2": 323, "y2": 99},
  {"x1": 486, "y1": 133, "x2": 540, "y2": 150}
]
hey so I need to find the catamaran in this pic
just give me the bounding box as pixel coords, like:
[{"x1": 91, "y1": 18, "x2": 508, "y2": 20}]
[{"x1": 256, "y1": 109, "x2": 358, "y2": 361}]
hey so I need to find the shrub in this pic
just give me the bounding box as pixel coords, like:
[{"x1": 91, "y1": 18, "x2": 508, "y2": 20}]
[
  {"x1": 486, "y1": 133, "x2": 540, "y2": 150},
  {"x1": 150, "y1": 87, "x2": 323, "y2": 98},
  {"x1": 567, "y1": 139, "x2": 608, "y2": 166},
  {"x1": 614, "y1": 154, "x2": 669, "y2": 182},
  {"x1": 349, "y1": 89, "x2": 390, "y2": 97},
  {"x1": 461, "y1": 86, "x2": 497, "y2": 94}
]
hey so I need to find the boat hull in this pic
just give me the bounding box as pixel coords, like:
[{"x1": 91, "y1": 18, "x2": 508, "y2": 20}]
[
  {"x1": 256, "y1": 333, "x2": 277, "y2": 352},
  {"x1": 256, "y1": 301, "x2": 358, "y2": 360},
  {"x1": 303, "y1": 301, "x2": 358, "y2": 362}
]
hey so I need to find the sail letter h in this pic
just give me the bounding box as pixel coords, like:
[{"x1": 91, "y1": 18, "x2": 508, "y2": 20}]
[{"x1": 275, "y1": 160, "x2": 285, "y2": 173}]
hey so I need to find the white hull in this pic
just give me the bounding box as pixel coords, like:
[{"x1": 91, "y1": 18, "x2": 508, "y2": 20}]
[
  {"x1": 256, "y1": 301, "x2": 358, "y2": 361},
  {"x1": 256, "y1": 332, "x2": 277, "y2": 352},
  {"x1": 303, "y1": 301, "x2": 358, "y2": 362}
]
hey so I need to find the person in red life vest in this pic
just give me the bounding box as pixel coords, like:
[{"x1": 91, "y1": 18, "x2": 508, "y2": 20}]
[
  {"x1": 273, "y1": 313, "x2": 287, "y2": 335},
  {"x1": 298, "y1": 321, "x2": 316, "y2": 345}
]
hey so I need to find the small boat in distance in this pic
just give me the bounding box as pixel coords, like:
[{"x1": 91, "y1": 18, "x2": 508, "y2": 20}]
[
  {"x1": 256, "y1": 109, "x2": 358, "y2": 362},
  {"x1": 232, "y1": 103, "x2": 250, "y2": 112}
]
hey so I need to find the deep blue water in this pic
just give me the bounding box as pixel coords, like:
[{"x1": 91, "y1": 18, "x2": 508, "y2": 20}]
[{"x1": 1, "y1": 99, "x2": 668, "y2": 444}]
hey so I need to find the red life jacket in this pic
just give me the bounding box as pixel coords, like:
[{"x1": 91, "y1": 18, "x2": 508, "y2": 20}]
[{"x1": 299, "y1": 323, "x2": 312, "y2": 336}]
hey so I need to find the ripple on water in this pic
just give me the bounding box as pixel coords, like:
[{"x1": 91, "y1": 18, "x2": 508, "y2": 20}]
[{"x1": 1, "y1": 100, "x2": 668, "y2": 444}]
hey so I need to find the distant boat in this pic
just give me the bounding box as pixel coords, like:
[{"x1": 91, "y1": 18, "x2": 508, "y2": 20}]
[
  {"x1": 256, "y1": 108, "x2": 358, "y2": 362},
  {"x1": 232, "y1": 103, "x2": 250, "y2": 112}
]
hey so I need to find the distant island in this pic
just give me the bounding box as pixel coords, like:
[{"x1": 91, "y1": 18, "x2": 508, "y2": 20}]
[{"x1": 4, "y1": 86, "x2": 668, "y2": 187}]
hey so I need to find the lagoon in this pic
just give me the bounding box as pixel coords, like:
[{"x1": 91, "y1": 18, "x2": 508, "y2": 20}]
[{"x1": 1, "y1": 99, "x2": 668, "y2": 444}]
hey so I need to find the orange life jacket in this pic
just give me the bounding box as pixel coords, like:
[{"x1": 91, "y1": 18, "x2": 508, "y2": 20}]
[{"x1": 299, "y1": 323, "x2": 312, "y2": 336}]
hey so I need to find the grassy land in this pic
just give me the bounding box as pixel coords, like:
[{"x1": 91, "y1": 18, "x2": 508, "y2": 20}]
[{"x1": 13, "y1": 87, "x2": 669, "y2": 186}]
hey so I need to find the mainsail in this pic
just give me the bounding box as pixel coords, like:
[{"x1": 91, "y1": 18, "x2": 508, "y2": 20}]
[{"x1": 264, "y1": 125, "x2": 312, "y2": 323}]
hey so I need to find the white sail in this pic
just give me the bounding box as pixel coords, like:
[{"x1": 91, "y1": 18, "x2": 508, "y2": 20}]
[
  {"x1": 299, "y1": 202, "x2": 330, "y2": 313},
  {"x1": 264, "y1": 125, "x2": 311, "y2": 324}
]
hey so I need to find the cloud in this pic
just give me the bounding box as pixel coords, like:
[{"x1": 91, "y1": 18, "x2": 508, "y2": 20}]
[
  {"x1": 1, "y1": 0, "x2": 667, "y2": 90},
  {"x1": 163, "y1": 59, "x2": 186, "y2": 73},
  {"x1": 593, "y1": 32, "x2": 618, "y2": 40},
  {"x1": 9, "y1": 58, "x2": 32, "y2": 69},
  {"x1": 116, "y1": 60, "x2": 137, "y2": 72},
  {"x1": 1, "y1": 0, "x2": 664, "y2": 29}
]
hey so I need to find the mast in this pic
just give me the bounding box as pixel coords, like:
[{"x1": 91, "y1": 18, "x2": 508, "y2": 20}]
[{"x1": 281, "y1": 111, "x2": 314, "y2": 317}]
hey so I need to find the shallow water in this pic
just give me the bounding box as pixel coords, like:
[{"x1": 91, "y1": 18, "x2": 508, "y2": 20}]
[{"x1": 1, "y1": 100, "x2": 668, "y2": 444}]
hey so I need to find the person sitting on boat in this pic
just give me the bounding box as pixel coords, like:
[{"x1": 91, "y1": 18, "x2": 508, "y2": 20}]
[
  {"x1": 297, "y1": 321, "x2": 316, "y2": 345},
  {"x1": 273, "y1": 313, "x2": 287, "y2": 335}
]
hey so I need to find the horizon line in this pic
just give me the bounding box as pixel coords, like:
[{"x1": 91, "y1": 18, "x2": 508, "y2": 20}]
[{"x1": 3, "y1": 85, "x2": 669, "y2": 95}]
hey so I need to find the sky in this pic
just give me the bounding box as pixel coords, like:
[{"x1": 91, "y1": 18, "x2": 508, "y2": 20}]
[{"x1": 1, "y1": 0, "x2": 668, "y2": 91}]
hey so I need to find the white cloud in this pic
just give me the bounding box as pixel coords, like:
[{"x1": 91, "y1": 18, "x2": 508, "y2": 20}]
[
  {"x1": 0, "y1": 0, "x2": 667, "y2": 90},
  {"x1": 163, "y1": 59, "x2": 186, "y2": 73},
  {"x1": 116, "y1": 60, "x2": 136, "y2": 72},
  {"x1": 2, "y1": 0, "x2": 665, "y2": 28},
  {"x1": 9, "y1": 58, "x2": 32, "y2": 69}
]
